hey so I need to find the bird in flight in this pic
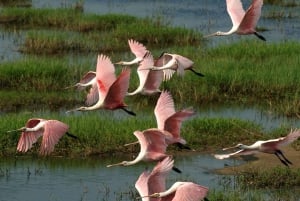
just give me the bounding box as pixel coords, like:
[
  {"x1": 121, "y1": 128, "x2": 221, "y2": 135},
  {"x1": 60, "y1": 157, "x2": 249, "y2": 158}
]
[
  {"x1": 127, "y1": 51, "x2": 164, "y2": 96},
  {"x1": 66, "y1": 54, "x2": 136, "y2": 116},
  {"x1": 124, "y1": 90, "x2": 195, "y2": 150},
  {"x1": 7, "y1": 118, "x2": 77, "y2": 155},
  {"x1": 65, "y1": 71, "x2": 98, "y2": 106},
  {"x1": 205, "y1": 0, "x2": 266, "y2": 41},
  {"x1": 107, "y1": 129, "x2": 181, "y2": 173},
  {"x1": 145, "y1": 52, "x2": 204, "y2": 81},
  {"x1": 115, "y1": 39, "x2": 149, "y2": 66},
  {"x1": 214, "y1": 129, "x2": 300, "y2": 167},
  {"x1": 136, "y1": 157, "x2": 209, "y2": 201}
]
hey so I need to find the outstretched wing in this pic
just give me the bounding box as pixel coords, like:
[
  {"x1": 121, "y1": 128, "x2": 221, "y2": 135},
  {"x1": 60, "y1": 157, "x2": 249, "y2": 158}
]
[
  {"x1": 17, "y1": 118, "x2": 44, "y2": 153},
  {"x1": 96, "y1": 54, "x2": 116, "y2": 100},
  {"x1": 40, "y1": 120, "x2": 69, "y2": 155},
  {"x1": 226, "y1": 0, "x2": 246, "y2": 28},
  {"x1": 238, "y1": 0, "x2": 263, "y2": 33},
  {"x1": 173, "y1": 182, "x2": 209, "y2": 201},
  {"x1": 154, "y1": 91, "x2": 175, "y2": 130},
  {"x1": 128, "y1": 39, "x2": 148, "y2": 60}
]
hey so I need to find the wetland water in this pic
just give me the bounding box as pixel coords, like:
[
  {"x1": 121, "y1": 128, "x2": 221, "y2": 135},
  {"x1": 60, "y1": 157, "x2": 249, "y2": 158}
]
[
  {"x1": 1, "y1": 0, "x2": 300, "y2": 200},
  {"x1": 0, "y1": 154, "x2": 236, "y2": 201}
]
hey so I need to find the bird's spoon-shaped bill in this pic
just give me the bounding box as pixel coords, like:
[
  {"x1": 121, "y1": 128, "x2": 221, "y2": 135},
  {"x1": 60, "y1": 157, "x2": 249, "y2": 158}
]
[
  {"x1": 222, "y1": 144, "x2": 239, "y2": 151},
  {"x1": 7, "y1": 128, "x2": 24, "y2": 133},
  {"x1": 203, "y1": 33, "x2": 217, "y2": 38},
  {"x1": 106, "y1": 162, "x2": 123, "y2": 167}
]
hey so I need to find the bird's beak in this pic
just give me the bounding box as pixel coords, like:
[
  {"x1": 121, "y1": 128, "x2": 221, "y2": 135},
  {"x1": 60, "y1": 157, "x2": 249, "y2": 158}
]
[
  {"x1": 123, "y1": 141, "x2": 138, "y2": 146},
  {"x1": 106, "y1": 162, "x2": 123, "y2": 167},
  {"x1": 222, "y1": 144, "x2": 239, "y2": 151},
  {"x1": 136, "y1": 194, "x2": 158, "y2": 199},
  {"x1": 203, "y1": 33, "x2": 216, "y2": 38},
  {"x1": 64, "y1": 85, "x2": 76, "y2": 90},
  {"x1": 65, "y1": 108, "x2": 79, "y2": 113},
  {"x1": 114, "y1": 61, "x2": 123, "y2": 65},
  {"x1": 7, "y1": 127, "x2": 25, "y2": 133}
]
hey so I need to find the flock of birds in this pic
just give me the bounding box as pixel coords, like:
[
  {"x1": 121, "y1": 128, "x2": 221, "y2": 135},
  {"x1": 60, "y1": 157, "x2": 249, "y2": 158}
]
[{"x1": 6, "y1": 0, "x2": 300, "y2": 200}]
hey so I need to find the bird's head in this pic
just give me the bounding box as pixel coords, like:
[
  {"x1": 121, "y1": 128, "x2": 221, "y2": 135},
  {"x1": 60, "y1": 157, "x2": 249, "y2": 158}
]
[
  {"x1": 204, "y1": 31, "x2": 221, "y2": 38},
  {"x1": 137, "y1": 193, "x2": 161, "y2": 200}
]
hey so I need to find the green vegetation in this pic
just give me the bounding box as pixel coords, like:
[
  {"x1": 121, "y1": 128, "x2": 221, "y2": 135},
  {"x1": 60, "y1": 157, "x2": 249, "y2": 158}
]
[{"x1": 264, "y1": 0, "x2": 298, "y2": 7}]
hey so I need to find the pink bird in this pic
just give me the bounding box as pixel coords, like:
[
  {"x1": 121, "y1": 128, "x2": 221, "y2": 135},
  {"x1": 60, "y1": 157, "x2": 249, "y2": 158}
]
[
  {"x1": 115, "y1": 39, "x2": 148, "y2": 65},
  {"x1": 65, "y1": 71, "x2": 98, "y2": 106},
  {"x1": 124, "y1": 91, "x2": 194, "y2": 150},
  {"x1": 107, "y1": 128, "x2": 181, "y2": 173},
  {"x1": 66, "y1": 54, "x2": 136, "y2": 116},
  {"x1": 205, "y1": 0, "x2": 266, "y2": 41},
  {"x1": 7, "y1": 118, "x2": 77, "y2": 155},
  {"x1": 146, "y1": 52, "x2": 204, "y2": 81},
  {"x1": 136, "y1": 157, "x2": 209, "y2": 201},
  {"x1": 214, "y1": 129, "x2": 300, "y2": 167},
  {"x1": 127, "y1": 52, "x2": 163, "y2": 96}
]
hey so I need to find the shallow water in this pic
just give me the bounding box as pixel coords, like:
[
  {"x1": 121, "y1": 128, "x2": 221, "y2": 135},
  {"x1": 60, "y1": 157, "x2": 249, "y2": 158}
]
[
  {"x1": 1, "y1": 1, "x2": 300, "y2": 200},
  {"x1": 0, "y1": 153, "x2": 236, "y2": 201}
]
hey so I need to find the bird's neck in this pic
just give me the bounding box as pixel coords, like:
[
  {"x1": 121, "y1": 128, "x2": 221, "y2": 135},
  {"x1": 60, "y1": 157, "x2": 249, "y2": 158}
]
[
  {"x1": 158, "y1": 182, "x2": 183, "y2": 197},
  {"x1": 25, "y1": 121, "x2": 45, "y2": 132}
]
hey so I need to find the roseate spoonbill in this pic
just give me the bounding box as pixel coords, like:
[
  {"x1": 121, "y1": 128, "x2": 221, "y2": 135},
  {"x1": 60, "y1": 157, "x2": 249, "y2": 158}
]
[
  {"x1": 65, "y1": 71, "x2": 98, "y2": 106},
  {"x1": 214, "y1": 129, "x2": 300, "y2": 167},
  {"x1": 127, "y1": 51, "x2": 163, "y2": 96},
  {"x1": 107, "y1": 129, "x2": 181, "y2": 173},
  {"x1": 7, "y1": 118, "x2": 78, "y2": 155},
  {"x1": 136, "y1": 157, "x2": 209, "y2": 201},
  {"x1": 205, "y1": 0, "x2": 266, "y2": 41},
  {"x1": 145, "y1": 52, "x2": 204, "y2": 81},
  {"x1": 124, "y1": 91, "x2": 194, "y2": 150},
  {"x1": 66, "y1": 54, "x2": 136, "y2": 116},
  {"x1": 115, "y1": 39, "x2": 148, "y2": 65}
]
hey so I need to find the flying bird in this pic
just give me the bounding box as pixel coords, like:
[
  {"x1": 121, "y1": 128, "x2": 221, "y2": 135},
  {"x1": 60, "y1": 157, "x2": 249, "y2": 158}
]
[
  {"x1": 66, "y1": 54, "x2": 136, "y2": 116},
  {"x1": 7, "y1": 118, "x2": 77, "y2": 155},
  {"x1": 65, "y1": 71, "x2": 98, "y2": 106},
  {"x1": 214, "y1": 129, "x2": 300, "y2": 167},
  {"x1": 107, "y1": 129, "x2": 181, "y2": 173},
  {"x1": 136, "y1": 157, "x2": 209, "y2": 201},
  {"x1": 115, "y1": 39, "x2": 148, "y2": 65},
  {"x1": 124, "y1": 91, "x2": 195, "y2": 150},
  {"x1": 205, "y1": 0, "x2": 266, "y2": 41},
  {"x1": 146, "y1": 52, "x2": 204, "y2": 81},
  {"x1": 127, "y1": 51, "x2": 163, "y2": 96}
]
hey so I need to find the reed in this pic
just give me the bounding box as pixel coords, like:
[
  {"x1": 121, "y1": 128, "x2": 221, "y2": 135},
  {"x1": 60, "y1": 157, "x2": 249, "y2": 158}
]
[{"x1": 0, "y1": 112, "x2": 267, "y2": 156}]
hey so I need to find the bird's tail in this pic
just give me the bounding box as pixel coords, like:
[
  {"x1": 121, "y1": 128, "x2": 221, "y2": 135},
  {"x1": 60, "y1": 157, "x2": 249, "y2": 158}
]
[
  {"x1": 172, "y1": 166, "x2": 182, "y2": 173},
  {"x1": 254, "y1": 32, "x2": 266, "y2": 41},
  {"x1": 66, "y1": 132, "x2": 79, "y2": 139}
]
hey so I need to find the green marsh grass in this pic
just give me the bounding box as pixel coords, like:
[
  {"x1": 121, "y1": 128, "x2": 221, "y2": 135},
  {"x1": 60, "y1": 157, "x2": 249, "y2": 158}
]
[{"x1": 0, "y1": 111, "x2": 268, "y2": 156}]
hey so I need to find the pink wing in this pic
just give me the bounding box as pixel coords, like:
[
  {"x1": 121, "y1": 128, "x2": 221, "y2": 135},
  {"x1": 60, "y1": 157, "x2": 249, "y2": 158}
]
[
  {"x1": 238, "y1": 0, "x2": 263, "y2": 33},
  {"x1": 134, "y1": 129, "x2": 168, "y2": 160},
  {"x1": 96, "y1": 54, "x2": 116, "y2": 101},
  {"x1": 128, "y1": 39, "x2": 148, "y2": 60},
  {"x1": 172, "y1": 182, "x2": 209, "y2": 201},
  {"x1": 143, "y1": 70, "x2": 163, "y2": 94},
  {"x1": 173, "y1": 54, "x2": 194, "y2": 76},
  {"x1": 85, "y1": 82, "x2": 99, "y2": 106},
  {"x1": 154, "y1": 91, "x2": 175, "y2": 130},
  {"x1": 40, "y1": 120, "x2": 69, "y2": 155},
  {"x1": 79, "y1": 71, "x2": 96, "y2": 83},
  {"x1": 263, "y1": 129, "x2": 300, "y2": 148},
  {"x1": 135, "y1": 157, "x2": 174, "y2": 200},
  {"x1": 135, "y1": 171, "x2": 152, "y2": 200},
  {"x1": 164, "y1": 108, "x2": 194, "y2": 143},
  {"x1": 148, "y1": 157, "x2": 174, "y2": 195},
  {"x1": 226, "y1": 0, "x2": 246, "y2": 28},
  {"x1": 17, "y1": 118, "x2": 44, "y2": 153},
  {"x1": 103, "y1": 68, "x2": 131, "y2": 110}
]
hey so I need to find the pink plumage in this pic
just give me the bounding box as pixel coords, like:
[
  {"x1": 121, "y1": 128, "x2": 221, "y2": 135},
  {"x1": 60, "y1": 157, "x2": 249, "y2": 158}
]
[{"x1": 16, "y1": 118, "x2": 69, "y2": 155}]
